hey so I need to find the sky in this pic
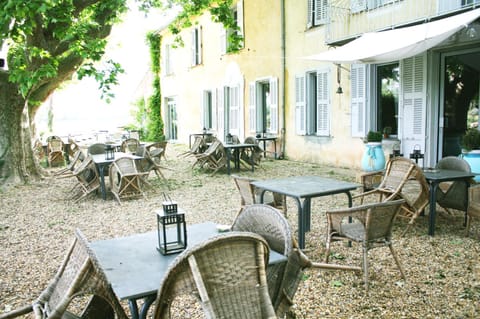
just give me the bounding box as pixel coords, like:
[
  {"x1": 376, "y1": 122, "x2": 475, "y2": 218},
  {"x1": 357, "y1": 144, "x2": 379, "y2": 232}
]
[{"x1": 35, "y1": 3, "x2": 175, "y2": 138}]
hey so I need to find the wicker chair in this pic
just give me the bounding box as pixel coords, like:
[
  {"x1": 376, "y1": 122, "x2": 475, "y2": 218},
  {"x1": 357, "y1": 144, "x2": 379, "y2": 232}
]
[
  {"x1": 68, "y1": 138, "x2": 81, "y2": 157},
  {"x1": 136, "y1": 145, "x2": 168, "y2": 182},
  {"x1": 242, "y1": 136, "x2": 263, "y2": 166},
  {"x1": 87, "y1": 143, "x2": 106, "y2": 155},
  {"x1": 466, "y1": 184, "x2": 480, "y2": 237},
  {"x1": 354, "y1": 157, "x2": 430, "y2": 236},
  {"x1": 71, "y1": 155, "x2": 100, "y2": 202},
  {"x1": 178, "y1": 136, "x2": 205, "y2": 158},
  {"x1": 147, "y1": 141, "x2": 168, "y2": 160},
  {"x1": 47, "y1": 138, "x2": 65, "y2": 167},
  {"x1": 152, "y1": 232, "x2": 278, "y2": 319},
  {"x1": 435, "y1": 156, "x2": 472, "y2": 215},
  {"x1": 192, "y1": 140, "x2": 227, "y2": 174},
  {"x1": 121, "y1": 138, "x2": 140, "y2": 154},
  {"x1": 109, "y1": 157, "x2": 148, "y2": 203},
  {"x1": 54, "y1": 149, "x2": 85, "y2": 178},
  {"x1": 0, "y1": 229, "x2": 128, "y2": 319},
  {"x1": 231, "y1": 174, "x2": 287, "y2": 217},
  {"x1": 324, "y1": 199, "x2": 406, "y2": 290},
  {"x1": 232, "y1": 204, "x2": 359, "y2": 317}
]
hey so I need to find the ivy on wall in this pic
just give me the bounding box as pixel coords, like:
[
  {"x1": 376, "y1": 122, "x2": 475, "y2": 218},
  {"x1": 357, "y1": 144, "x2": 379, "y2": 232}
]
[{"x1": 146, "y1": 32, "x2": 165, "y2": 141}]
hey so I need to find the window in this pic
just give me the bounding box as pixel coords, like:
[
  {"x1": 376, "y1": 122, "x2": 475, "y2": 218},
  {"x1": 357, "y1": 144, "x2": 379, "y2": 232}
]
[
  {"x1": 295, "y1": 69, "x2": 331, "y2": 136},
  {"x1": 439, "y1": 0, "x2": 480, "y2": 13},
  {"x1": 248, "y1": 77, "x2": 279, "y2": 134},
  {"x1": 202, "y1": 90, "x2": 213, "y2": 130},
  {"x1": 217, "y1": 84, "x2": 243, "y2": 139},
  {"x1": 166, "y1": 97, "x2": 177, "y2": 140},
  {"x1": 164, "y1": 44, "x2": 173, "y2": 75},
  {"x1": 352, "y1": 0, "x2": 403, "y2": 13},
  {"x1": 307, "y1": 0, "x2": 327, "y2": 27},
  {"x1": 376, "y1": 63, "x2": 399, "y2": 136},
  {"x1": 191, "y1": 26, "x2": 202, "y2": 66},
  {"x1": 221, "y1": 0, "x2": 244, "y2": 53}
]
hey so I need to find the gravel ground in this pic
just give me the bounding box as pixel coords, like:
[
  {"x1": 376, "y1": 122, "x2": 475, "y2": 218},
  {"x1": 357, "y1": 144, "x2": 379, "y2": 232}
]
[{"x1": 0, "y1": 143, "x2": 479, "y2": 318}]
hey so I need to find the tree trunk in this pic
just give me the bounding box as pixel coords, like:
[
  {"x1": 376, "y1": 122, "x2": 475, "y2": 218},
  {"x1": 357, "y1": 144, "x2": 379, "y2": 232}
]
[{"x1": 0, "y1": 71, "x2": 42, "y2": 188}]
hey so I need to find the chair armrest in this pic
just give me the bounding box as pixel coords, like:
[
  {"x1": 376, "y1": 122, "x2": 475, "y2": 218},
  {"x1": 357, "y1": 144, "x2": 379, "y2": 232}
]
[
  {"x1": 469, "y1": 183, "x2": 480, "y2": 203},
  {"x1": 356, "y1": 170, "x2": 384, "y2": 192}
]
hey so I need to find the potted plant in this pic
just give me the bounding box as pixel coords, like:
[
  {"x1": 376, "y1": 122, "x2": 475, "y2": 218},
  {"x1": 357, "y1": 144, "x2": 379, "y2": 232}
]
[
  {"x1": 361, "y1": 130, "x2": 385, "y2": 171},
  {"x1": 461, "y1": 128, "x2": 480, "y2": 181},
  {"x1": 383, "y1": 126, "x2": 392, "y2": 139}
]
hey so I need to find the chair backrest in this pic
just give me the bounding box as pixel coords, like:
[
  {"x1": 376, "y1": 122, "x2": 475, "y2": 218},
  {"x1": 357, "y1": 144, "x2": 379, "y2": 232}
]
[
  {"x1": 112, "y1": 157, "x2": 138, "y2": 175},
  {"x1": 436, "y1": 156, "x2": 471, "y2": 172},
  {"x1": 363, "y1": 199, "x2": 406, "y2": 240},
  {"x1": 379, "y1": 157, "x2": 417, "y2": 193},
  {"x1": 88, "y1": 143, "x2": 106, "y2": 155},
  {"x1": 27, "y1": 230, "x2": 128, "y2": 319},
  {"x1": 232, "y1": 175, "x2": 256, "y2": 206},
  {"x1": 48, "y1": 138, "x2": 64, "y2": 153},
  {"x1": 122, "y1": 138, "x2": 140, "y2": 154},
  {"x1": 435, "y1": 156, "x2": 471, "y2": 211},
  {"x1": 152, "y1": 232, "x2": 276, "y2": 319},
  {"x1": 231, "y1": 204, "x2": 303, "y2": 318}
]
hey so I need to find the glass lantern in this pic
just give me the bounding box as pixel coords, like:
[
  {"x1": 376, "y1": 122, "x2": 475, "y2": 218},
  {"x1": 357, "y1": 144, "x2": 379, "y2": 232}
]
[
  {"x1": 156, "y1": 210, "x2": 187, "y2": 255},
  {"x1": 105, "y1": 144, "x2": 115, "y2": 160}
]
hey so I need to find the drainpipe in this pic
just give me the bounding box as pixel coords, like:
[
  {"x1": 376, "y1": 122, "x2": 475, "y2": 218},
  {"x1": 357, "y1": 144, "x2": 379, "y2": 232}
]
[{"x1": 280, "y1": 0, "x2": 286, "y2": 159}]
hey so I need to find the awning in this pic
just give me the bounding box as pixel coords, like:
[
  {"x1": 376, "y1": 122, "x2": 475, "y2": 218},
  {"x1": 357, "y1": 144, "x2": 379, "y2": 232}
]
[{"x1": 306, "y1": 8, "x2": 480, "y2": 64}]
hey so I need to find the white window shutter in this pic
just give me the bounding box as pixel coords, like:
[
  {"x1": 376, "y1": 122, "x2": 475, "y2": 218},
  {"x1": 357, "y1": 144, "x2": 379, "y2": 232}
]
[
  {"x1": 217, "y1": 87, "x2": 225, "y2": 139},
  {"x1": 220, "y1": 27, "x2": 227, "y2": 54},
  {"x1": 351, "y1": 64, "x2": 366, "y2": 137},
  {"x1": 191, "y1": 29, "x2": 196, "y2": 66},
  {"x1": 316, "y1": 70, "x2": 330, "y2": 136},
  {"x1": 229, "y1": 86, "x2": 241, "y2": 136},
  {"x1": 212, "y1": 89, "x2": 218, "y2": 131},
  {"x1": 237, "y1": 0, "x2": 244, "y2": 39},
  {"x1": 314, "y1": 0, "x2": 327, "y2": 25},
  {"x1": 401, "y1": 54, "x2": 426, "y2": 154},
  {"x1": 307, "y1": 0, "x2": 313, "y2": 28},
  {"x1": 198, "y1": 27, "x2": 202, "y2": 64},
  {"x1": 249, "y1": 82, "x2": 256, "y2": 133},
  {"x1": 295, "y1": 75, "x2": 306, "y2": 135},
  {"x1": 269, "y1": 77, "x2": 279, "y2": 134}
]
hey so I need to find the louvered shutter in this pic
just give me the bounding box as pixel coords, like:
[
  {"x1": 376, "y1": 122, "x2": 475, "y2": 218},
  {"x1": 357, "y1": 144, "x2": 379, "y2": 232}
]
[
  {"x1": 316, "y1": 70, "x2": 330, "y2": 136},
  {"x1": 351, "y1": 64, "x2": 366, "y2": 137},
  {"x1": 217, "y1": 87, "x2": 225, "y2": 140},
  {"x1": 315, "y1": 0, "x2": 327, "y2": 25},
  {"x1": 295, "y1": 75, "x2": 306, "y2": 135},
  {"x1": 249, "y1": 82, "x2": 256, "y2": 133}
]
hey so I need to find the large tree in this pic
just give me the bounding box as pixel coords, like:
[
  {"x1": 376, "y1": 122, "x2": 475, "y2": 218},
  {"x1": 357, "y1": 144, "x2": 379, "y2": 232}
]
[{"x1": 0, "y1": 0, "x2": 237, "y2": 188}]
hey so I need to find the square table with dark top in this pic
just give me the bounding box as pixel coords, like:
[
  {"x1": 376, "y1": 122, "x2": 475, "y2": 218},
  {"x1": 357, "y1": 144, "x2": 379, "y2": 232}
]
[
  {"x1": 223, "y1": 143, "x2": 256, "y2": 174},
  {"x1": 422, "y1": 168, "x2": 476, "y2": 236},
  {"x1": 251, "y1": 176, "x2": 360, "y2": 249},
  {"x1": 91, "y1": 152, "x2": 143, "y2": 200},
  {"x1": 90, "y1": 222, "x2": 286, "y2": 319},
  {"x1": 255, "y1": 136, "x2": 278, "y2": 159}
]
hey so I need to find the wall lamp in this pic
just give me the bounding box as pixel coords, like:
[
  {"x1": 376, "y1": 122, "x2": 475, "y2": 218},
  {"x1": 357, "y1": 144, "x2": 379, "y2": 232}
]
[{"x1": 335, "y1": 63, "x2": 350, "y2": 94}]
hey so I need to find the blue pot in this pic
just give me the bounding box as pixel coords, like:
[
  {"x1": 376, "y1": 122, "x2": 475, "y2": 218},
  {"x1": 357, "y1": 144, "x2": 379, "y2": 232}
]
[
  {"x1": 361, "y1": 142, "x2": 386, "y2": 172},
  {"x1": 462, "y1": 151, "x2": 480, "y2": 182}
]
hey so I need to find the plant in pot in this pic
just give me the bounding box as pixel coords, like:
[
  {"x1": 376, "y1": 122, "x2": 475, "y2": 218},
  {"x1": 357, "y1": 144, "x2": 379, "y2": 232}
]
[
  {"x1": 461, "y1": 128, "x2": 480, "y2": 181},
  {"x1": 361, "y1": 130, "x2": 385, "y2": 171}
]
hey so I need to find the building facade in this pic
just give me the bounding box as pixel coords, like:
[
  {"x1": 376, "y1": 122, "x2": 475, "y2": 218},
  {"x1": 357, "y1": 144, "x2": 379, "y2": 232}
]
[{"x1": 158, "y1": 0, "x2": 480, "y2": 169}]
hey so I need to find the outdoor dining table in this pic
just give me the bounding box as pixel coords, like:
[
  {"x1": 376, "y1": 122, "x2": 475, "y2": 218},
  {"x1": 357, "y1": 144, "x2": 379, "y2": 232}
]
[
  {"x1": 422, "y1": 168, "x2": 476, "y2": 236},
  {"x1": 91, "y1": 152, "x2": 143, "y2": 200},
  {"x1": 251, "y1": 176, "x2": 360, "y2": 249},
  {"x1": 90, "y1": 222, "x2": 287, "y2": 319},
  {"x1": 255, "y1": 136, "x2": 278, "y2": 159},
  {"x1": 223, "y1": 143, "x2": 256, "y2": 174}
]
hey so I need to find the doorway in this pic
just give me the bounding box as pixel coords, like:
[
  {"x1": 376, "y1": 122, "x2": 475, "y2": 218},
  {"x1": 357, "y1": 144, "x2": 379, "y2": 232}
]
[{"x1": 441, "y1": 49, "x2": 480, "y2": 157}]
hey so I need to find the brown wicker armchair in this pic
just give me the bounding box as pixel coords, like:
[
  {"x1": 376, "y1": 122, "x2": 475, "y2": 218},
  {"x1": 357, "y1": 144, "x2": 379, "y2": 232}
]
[
  {"x1": 87, "y1": 143, "x2": 106, "y2": 155},
  {"x1": 354, "y1": 157, "x2": 430, "y2": 236},
  {"x1": 325, "y1": 199, "x2": 406, "y2": 290},
  {"x1": 47, "y1": 137, "x2": 65, "y2": 167},
  {"x1": 435, "y1": 156, "x2": 472, "y2": 214},
  {"x1": 192, "y1": 140, "x2": 227, "y2": 174},
  {"x1": 121, "y1": 138, "x2": 140, "y2": 154},
  {"x1": 232, "y1": 204, "x2": 359, "y2": 317},
  {"x1": 109, "y1": 157, "x2": 148, "y2": 203},
  {"x1": 0, "y1": 229, "x2": 128, "y2": 319},
  {"x1": 71, "y1": 155, "x2": 100, "y2": 202},
  {"x1": 152, "y1": 232, "x2": 278, "y2": 319},
  {"x1": 178, "y1": 136, "x2": 205, "y2": 158},
  {"x1": 231, "y1": 174, "x2": 287, "y2": 217},
  {"x1": 54, "y1": 149, "x2": 85, "y2": 178}
]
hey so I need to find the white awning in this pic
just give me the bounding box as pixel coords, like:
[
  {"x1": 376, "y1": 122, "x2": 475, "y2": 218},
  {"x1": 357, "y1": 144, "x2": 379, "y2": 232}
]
[{"x1": 306, "y1": 8, "x2": 480, "y2": 64}]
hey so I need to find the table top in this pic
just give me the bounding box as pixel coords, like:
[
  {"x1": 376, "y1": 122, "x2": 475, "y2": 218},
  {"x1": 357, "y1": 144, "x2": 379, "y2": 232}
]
[
  {"x1": 256, "y1": 136, "x2": 277, "y2": 141},
  {"x1": 251, "y1": 175, "x2": 360, "y2": 198},
  {"x1": 222, "y1": 143, "x2": 256, "y2": 149},
  {"x1": 91, "y1": 152, "x2": 142, "y2": 165},
  {"x1": 422, "y1": 168, "x2": 476, "y2": 182},
  {"x1": 90, "y1": 222, "x2": 285, "y2": 301}
]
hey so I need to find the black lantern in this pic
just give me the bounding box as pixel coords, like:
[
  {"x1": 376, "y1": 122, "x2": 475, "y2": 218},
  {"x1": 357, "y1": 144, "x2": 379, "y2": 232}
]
[
  {"x1": 203, "y1": 127, "x2": 207, "y2": 134},
  {"x1": 105, "y1": 144, "x2": 115, "y2": 160},
  {"x1": 156, "y1": 209, "x2": 187, "y2": 255},
  {"x1": 389, "y1": 144, "x2": 403, "y2": 159},
  {"x1": 409, "y1": 144, "x2": 424, "y2": 164},
  {"x1": 226, "y1": 133, "x2": 233, "y2": 144}
]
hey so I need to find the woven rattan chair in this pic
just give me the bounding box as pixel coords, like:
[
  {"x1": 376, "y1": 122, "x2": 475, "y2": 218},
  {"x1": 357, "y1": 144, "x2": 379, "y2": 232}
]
[
  {"x1": 232, "y1": 174, "x2": 287, "y2": 217},
  {"x1": 435, "y1": 156, "x2": 472, "y2": 215},
  {"x1": 325, "y1": 199, "x2": 406, "y2": 290},
  {"x1": 109, "y1": 157, "x2": 148, "y2": 203},
  {"x1": 147, "y1": 141, "x2": 168, "y2": 160},
  {"x1": 87, "y1": 143, "x2": 106, "y2": 155},
  {"x1": 192, "y1": 139, "x2": 227, "y2": 174},
  {"x1": 136, "y1": 145, "x2": 170, "y2": 183},
  {"x1": 242, "y1": 136, "x2": 263, "y2": 166},
  {"x1": 466, "y1": 184, "x2": 480, "y2": 237},
  {"x1": 354, "y1": 157, "x2": 430, "y2": 236},
  {"x1": 71, "y1": 155, "x2": 100, "y2": 202},
  {"x1": 68, "y1": 138, "x2": 81, "y2": 157},
  {"x1": 152, "y1": 232, "x2": 277, "y2": 319},
  {"x1": 0, "y1": 229, "x2": 128, "y2": 319},
  {"x1": 54, "y1": 149, "x2": 85, "y2": 178},
  {"x1": 48, "y1": 138, "x2": 65, "y2": 167},
  {"x1": 178, "y1": 136, "x2": 205, "y2": 158},
  {"x1": 232, "y1": 204, "x2": 359, "y2": 317},
  {"x1": 121, "y1": 138, "x2": 140, "y2": 154}
]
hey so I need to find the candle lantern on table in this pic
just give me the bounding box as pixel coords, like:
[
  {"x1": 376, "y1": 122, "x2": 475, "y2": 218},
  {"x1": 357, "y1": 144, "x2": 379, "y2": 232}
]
[
  {"x1": 409, "y1": 144, "x2": 424, "y2": 164},
  {"x1": 226, "y1": 133, "x2": 233, "y2": 144},
  {"x1": 157, "y1": 195, "x2": 186, "y2": 255},
  {"x1": 105, "y1": 144, "x2": 115, "y2": 160}
]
